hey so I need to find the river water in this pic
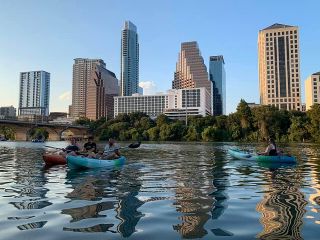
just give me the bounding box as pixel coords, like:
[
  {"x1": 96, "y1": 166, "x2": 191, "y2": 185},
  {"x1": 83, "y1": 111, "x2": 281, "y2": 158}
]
[{"x1": 0, "y1": 141, "x2": 319, "y2": 239}]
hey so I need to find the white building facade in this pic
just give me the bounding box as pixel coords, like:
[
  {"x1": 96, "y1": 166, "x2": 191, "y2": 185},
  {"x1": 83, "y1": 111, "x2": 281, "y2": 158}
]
[
  {"x1": 114, "y1": 87, "x2": 211, "y2": 119},
  {"x1": 305, "y1": 72, "x2": 320, "y2": 111}
]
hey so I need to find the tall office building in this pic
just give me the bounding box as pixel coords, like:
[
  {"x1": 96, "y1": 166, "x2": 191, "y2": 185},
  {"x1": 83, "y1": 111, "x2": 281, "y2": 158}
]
[
  {"x1": 72, "y1": 58, "x2": 119, "y2": 120},
  {"x1": 172, "y1": 41, "x2": 211, "y2": 112},
  {"x1": 305, "y1": 72, "x2": 320, "y2": 111},
  {"x1": 209, "y1": 55, "x2": 226, "y2": 115},
  {"x1": 258, "y1": 23, "x2": 301, "y2": 111},
  {"x1": 120, "y1": 21, "x2": 139, "y2": 96},
  {"x1": 18, "y1": 71, "x2": 50, "y2": 116},
  {"x1": 86, "y1": 65, "x2": 119, "y2": 120}
]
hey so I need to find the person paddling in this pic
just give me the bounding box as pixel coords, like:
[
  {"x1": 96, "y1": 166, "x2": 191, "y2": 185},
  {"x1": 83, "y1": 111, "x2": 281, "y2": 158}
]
[
  {"x1": 260, "y1": 138, "x2": 278, "y2": 156},
  {"x1": 102, "y1": 138, "x2": 121, "y2": 160},
  {"x1": 83, "y1": 136, "x2": 97, "y2": 157},
  {"x1": 60, "y1": 138, "x2": 80, "y2": 157}
]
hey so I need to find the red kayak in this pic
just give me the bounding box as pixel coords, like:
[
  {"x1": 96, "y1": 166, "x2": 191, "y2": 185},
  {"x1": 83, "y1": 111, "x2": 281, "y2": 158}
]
[{"x1": 43, "y1": 154, "x2": 66, "y2": 165}]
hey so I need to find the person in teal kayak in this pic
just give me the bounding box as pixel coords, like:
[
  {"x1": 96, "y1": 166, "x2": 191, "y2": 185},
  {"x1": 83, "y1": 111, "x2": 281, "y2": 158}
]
[
  {"x1": 102, "y1": 138, "x2": 121, "y2": 159},
  {"x1": 260, "y1": 138, "x2": 278, "y2": 156},
  {"x1": 82, "y1": 136, "x2": 97, "y2": 157}
]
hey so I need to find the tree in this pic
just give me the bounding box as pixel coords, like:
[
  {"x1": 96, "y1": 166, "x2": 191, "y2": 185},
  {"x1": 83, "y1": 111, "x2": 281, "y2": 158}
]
[
  {"x1": 306, "y1": 104, "x2": 320, "y2": 142},
  {"x1": 227, "y1": 113, "x2": 242, "y2": 140},
  {"x1": 0, "y1": 126, "x2": 15, "y2": 140},
  {"x1": 288, "y1": 116, "x2": 309, "y2": 142},
  {"x1": 156, "y1": 114, "x2": 170, "y2": 126},
  {"x1": 147, "y1": 127, "x2": 160, "y2": 141},
  {"x1": 184, "y1": 126, "x2": 199, "y2": 141},
  {"x1": 236, "y1": 99, "x2": 253, "y2": 138},
  {"x1": 202, "y1": 126, "x2": 217, "y2": 141}
]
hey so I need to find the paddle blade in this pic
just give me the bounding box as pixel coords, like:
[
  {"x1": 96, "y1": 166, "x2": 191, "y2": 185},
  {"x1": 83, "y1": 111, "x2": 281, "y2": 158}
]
[{"x1": 128, "y1": 142, "x2": 141, "y2": 149}]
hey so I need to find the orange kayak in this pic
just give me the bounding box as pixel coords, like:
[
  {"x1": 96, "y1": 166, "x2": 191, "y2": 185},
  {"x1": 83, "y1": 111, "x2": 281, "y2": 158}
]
[{"x1": 43, "y1": 154, "x2": 66, "y2": 165}]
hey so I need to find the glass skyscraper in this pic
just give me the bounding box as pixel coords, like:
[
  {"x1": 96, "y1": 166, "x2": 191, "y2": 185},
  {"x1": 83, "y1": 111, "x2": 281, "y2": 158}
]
[
  {"x1": 209, "y1": 55, "x2": 226, "y2": 115},
  {"x1": 120, "y1": 21, "x2": 139, "y2": 96}
]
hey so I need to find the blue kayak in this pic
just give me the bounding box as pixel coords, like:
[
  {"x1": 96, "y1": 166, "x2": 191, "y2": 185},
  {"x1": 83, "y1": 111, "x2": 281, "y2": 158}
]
[
  {"x1": 67, "y1": 155, "x2": 126, "y2": 169},
  {"x1": 228, "y1": 148, "x2": 296, "y2": 163}
]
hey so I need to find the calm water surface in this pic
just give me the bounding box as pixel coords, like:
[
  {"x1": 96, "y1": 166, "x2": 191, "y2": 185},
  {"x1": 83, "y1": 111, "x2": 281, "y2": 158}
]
[{"x1": 0, "y1": 141, "x2": 320, "y2": 239}]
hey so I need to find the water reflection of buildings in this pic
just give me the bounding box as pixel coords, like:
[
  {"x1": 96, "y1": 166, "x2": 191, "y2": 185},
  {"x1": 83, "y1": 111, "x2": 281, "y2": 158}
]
[
  {"x1": 115, "y1": 168, "x2": 144, "y2": 237},
  {"x1": 172, "y1": 147, "x2": 229, "y2": 238},
  {"x1": 256, "y1": 169, "x2": 307, "y2": 239},
  {"x1": 63, "y1": 167, "x2": 144, "y2": 237},
  {"x1": 308, "y1": 166, "x2": 320, "y2": 224},
  {"x1": 7, "y1": 148, "x2": 51, "y2": 230}
]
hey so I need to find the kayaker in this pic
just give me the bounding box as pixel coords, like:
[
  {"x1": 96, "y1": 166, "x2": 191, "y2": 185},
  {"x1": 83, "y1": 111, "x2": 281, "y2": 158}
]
[
  {"x1": 83, "y1": 136, "x2": 97, "y2": 156},
  {"x1": 60, "y1": 138, "x2": 80, "y2": 156},
  {"x1": 102, "y1": 138, "x2": 121, "y2": 160},
  {"x1": 261, "y1": 138, "x2": 278, "y2": 156}
]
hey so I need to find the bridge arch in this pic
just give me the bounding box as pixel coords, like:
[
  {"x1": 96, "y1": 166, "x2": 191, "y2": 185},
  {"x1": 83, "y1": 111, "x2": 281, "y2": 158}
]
[
  {"x1": 59, "y1": 126, "x2": 88, "y2": 140},
  {"x1": 0, "y1": 120, "x2": 89, "y2": 141}
]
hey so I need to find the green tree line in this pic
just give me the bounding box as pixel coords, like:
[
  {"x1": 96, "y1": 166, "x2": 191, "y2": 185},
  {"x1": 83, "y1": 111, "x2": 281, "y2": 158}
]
[{"x1": 75, "y1": 100, "x2": 320, "y2": 143}]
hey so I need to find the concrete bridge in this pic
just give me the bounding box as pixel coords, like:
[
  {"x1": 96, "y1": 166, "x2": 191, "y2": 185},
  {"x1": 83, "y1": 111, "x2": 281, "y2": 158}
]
[{"x1": 0, "y1": 120, "x2": 89, "y2": 141}]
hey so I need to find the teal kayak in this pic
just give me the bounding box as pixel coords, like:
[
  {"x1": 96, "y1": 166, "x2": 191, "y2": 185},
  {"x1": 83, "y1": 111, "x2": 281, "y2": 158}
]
[
  {"x1": 67, "y1": 155, "x2": 126, "y2": 169},
  {"x1": 228, "y1": 148, "x2": 296, "y2": 163}
]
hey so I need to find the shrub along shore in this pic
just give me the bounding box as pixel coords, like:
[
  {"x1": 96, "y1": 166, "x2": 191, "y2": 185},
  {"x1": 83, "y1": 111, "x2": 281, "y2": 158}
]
[{"x1": 75, "y1": 100, "x2": 320, "y2": 143}]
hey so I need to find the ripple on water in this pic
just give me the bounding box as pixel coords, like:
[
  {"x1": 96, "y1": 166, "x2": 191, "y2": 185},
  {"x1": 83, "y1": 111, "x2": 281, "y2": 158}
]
[{"x1": 1, "y1": 141, "x2": 320, "y2": 240}]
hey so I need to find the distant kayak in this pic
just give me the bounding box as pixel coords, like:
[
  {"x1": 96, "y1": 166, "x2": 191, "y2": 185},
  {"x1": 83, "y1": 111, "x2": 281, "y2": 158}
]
[
  {"x1": 67, "y1": 155, "x2": 126, "y2": 169},
  {"x1": 43, "y1": 154, "x2": 66, "y2": 165},
  {"x1": 228, "y1": 148, "x2": 296, "y2": 163}
]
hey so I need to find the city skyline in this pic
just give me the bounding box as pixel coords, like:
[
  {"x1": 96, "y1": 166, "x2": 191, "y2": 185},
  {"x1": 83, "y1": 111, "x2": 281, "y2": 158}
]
[{"x1": 1, "y1": 0, "x2": 320, "y2": 114}]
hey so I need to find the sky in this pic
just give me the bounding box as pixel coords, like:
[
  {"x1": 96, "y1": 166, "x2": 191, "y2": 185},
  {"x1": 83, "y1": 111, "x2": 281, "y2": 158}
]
[{"x1": 0, "y1": 0, "x2": 320, "y2": 114}]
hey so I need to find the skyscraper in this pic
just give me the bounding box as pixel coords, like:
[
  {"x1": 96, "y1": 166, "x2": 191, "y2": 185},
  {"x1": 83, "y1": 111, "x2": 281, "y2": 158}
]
[
  {"x1": 18, "y1": 71, "x2": 50, "y2": 117},
  {"x1": 305, "y1": 72, "x2": 320, "y2": 111},
  {"x1": 120, "y1": 21, "x2": 139, "y2": 96},
  {"x1": 86, "y1": 65, "x2": 119, "y2": 120},
  {"x1": 172, "y1": 41, "x2": 211, "y2": 112},
  {"x1": 258, "y1": 23, "x2": 301, "y2": 111},
  {"x1": 209, "y1": 55, "x2": 226, "y2": 115},
  {"x1": 72, "y1": 58, "x2": 118, "y2": 119}
]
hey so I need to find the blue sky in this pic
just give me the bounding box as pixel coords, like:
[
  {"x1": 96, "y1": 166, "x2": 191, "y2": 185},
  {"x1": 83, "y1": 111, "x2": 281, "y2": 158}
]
[{"x1": 0, "y1": 0, "x2": 320, "y2": 113}]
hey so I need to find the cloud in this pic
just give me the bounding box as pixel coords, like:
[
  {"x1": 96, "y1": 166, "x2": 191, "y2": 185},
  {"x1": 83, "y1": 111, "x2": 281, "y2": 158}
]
[
  {"x1": 59, "y1": 91, "x2": 71, "y2": 101},
  {"x1": 139, "y1": 81, "x2": 157, "y2": 95}
]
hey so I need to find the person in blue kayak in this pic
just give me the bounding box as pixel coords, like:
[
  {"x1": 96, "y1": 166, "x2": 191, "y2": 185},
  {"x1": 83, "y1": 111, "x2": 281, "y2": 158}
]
[
  {"x1": 83, "y1": 136, "x2": 97, "y2": 157},
  {"x1": 260, "y1": 138, "x2": 278, "y2": 156},
  {"x1": 102, "y1": 138, "x2": 121, "y2": 159}
]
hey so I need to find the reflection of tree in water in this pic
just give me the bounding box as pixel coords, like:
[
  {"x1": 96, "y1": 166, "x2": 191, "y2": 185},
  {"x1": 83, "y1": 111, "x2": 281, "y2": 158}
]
[
  {"x1": 172, "y1": 147, "x2": 228, "y2": 239},
  {"x1": 256, "y1": 168, "x2": 307, "y2": 240}
]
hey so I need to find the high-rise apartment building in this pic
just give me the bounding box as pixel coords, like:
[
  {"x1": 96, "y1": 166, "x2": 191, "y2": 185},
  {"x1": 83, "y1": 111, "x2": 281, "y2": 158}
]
[
  {"x1": 305, "y1": 72, "x2": 320, "y2": 111},
  {"x1": 209, "y1": 55, "x2": 226, "y2": 115},
  {"x1": 120, "y1": 21, "x2": 139, "y2": 96},
  {"x1": 72, "y1": 58, "x2": 119, "y2": 120},
  {"x1": 258, "y1": 23, "x2": 301, "y2": 111},
  {"x1": 18, "y1": 71, "x2": 50, "y2": 116}
]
